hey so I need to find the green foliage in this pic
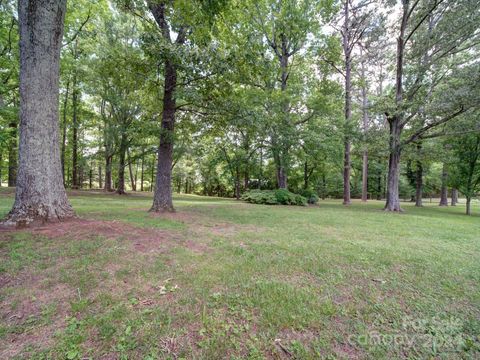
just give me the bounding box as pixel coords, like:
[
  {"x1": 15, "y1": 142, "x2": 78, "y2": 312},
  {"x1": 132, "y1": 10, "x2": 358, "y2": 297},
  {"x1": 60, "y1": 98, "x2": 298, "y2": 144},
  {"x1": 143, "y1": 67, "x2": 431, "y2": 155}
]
[
  {"x1": 299, "y1": 188, "x2": 319, "y2": 204},
  {"x1": 241, "y1": 189, "x2": 307, "y2": 206}
]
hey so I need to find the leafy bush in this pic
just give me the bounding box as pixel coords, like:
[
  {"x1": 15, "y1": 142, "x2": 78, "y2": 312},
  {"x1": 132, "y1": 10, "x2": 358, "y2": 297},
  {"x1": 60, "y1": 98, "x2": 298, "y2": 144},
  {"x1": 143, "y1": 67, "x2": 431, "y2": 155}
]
[
  {"x1": 299, "y1": 188, "x2": 319, "y2": 204},
  {"x1": 241, "y1": 189, "x2": 307, "y2": 206}
]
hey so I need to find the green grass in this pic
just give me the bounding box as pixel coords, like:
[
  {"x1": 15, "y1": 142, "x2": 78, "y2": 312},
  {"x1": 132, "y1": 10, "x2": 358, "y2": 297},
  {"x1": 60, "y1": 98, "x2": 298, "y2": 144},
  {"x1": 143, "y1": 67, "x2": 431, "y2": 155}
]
[{"x1": 0, "y1": 188, "x2": 479, "y2": 359}]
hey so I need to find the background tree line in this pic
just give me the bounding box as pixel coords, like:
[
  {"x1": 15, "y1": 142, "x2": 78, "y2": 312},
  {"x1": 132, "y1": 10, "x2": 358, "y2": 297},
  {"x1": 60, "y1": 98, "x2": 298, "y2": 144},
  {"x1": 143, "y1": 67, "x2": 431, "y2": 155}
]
[{"x1": 0, "y1": 0, "x2": 479, "y2": 222}]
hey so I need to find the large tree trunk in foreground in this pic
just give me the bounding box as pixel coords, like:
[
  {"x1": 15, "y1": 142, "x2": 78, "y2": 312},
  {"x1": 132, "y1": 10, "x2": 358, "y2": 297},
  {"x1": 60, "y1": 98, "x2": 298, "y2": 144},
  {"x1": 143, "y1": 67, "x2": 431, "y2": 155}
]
[
  {"x1": 151, "y1": 59, "x2": 176, "y2": 212},
  {"x1": 451, "y1": 188, "x2": 458, "y2": 206},
  {"x1": 3, "y1": 0, "x2": 73, "y2": 227},
  {"x1": 466, "y1": 197, "x2": 471, "y2": 215},
  {"x1": 439, "y1": 163, "x2": 448, "y2": 206},
  {"x1": 384, "y1": 118, "x2": 402, "y2": 212}
]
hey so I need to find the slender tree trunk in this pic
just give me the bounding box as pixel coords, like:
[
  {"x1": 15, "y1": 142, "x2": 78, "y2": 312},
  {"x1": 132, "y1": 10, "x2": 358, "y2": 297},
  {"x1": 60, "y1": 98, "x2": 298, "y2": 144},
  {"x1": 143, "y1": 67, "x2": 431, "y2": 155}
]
[
  {"x1": 127, "y1": 149, "x2": 136, "y2": 191},
  {"x1": 451, "y1": 188, "x2": 458, "y2": 206},
  {"x1": 140, "y1": 154, "x2": 144, "y2": 191},
  {"x1": 466, "y1": 197, "x2": 471, "y2": 215},
  {"x1": 89, "y1": 169, "x2": 93, "y2": 189},
  {"x1": 116, "y1": 134, "x2": 127, "y2": 195},
  {"x1": 235, "y1": 168, "x2": 240, "y2": 200},
  {"x1": 384, "y1": 118, "x2": 402, "y2": 212},
  {"x1": 71, "y1": 77, "x2": 79, "y2": 189},
  {"x1": 415, "y1": 144, "x2": 423, "y2": 207},
  {"x1": 342, "y1": 0, "x2": 352, "y2": 205},
  {"x1": 104, "y1": 155, "x2": 112, "y2": 192},
  {"x1": 415, "y1": 163, "x2": 423, "y2": 207},
  {"x1": 150, "y1": 157, "x2": 154, "y2": 192},
  {"x1": 7, "y1": 122, "x2": 17, "y2": 187},
  {"x1": 304, "y1": 160, "x2": 309, "y2": 189},
  {"x1": 98, "y1": 165, "x2": 102, "y2": 189},
  {"x1": 61, "y1": 76, "x2": 69, "y2": 184},
  {"x1": 3, "y1": 0, "x2": 73, "y2": 226},
  {"x1": 361, "y1": 50, "x2": 369, "y2": 202},
  {"x1": 439, "y1": 163, "x2": 448, "y2": 206},
  {"x1": 321, "y1": 174, "x2": 326, "y2": 200}
]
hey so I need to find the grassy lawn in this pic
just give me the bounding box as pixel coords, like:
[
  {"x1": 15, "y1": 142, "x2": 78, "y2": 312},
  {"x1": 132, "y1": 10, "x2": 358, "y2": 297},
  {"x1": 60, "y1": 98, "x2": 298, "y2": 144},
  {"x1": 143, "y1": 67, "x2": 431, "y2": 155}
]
[{"x1": 0, "y1": 188, "x2": 479, "y2": 359}]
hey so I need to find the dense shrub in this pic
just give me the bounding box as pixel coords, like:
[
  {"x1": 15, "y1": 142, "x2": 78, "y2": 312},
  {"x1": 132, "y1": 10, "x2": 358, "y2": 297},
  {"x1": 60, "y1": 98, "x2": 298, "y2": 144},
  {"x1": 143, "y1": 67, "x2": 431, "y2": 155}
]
[
  {"x1": 299, "y1": 188, "x2": 319, "y2": 204},
  {"x1": 241, "y1": 189, "x2": 307, "y2": 206}
]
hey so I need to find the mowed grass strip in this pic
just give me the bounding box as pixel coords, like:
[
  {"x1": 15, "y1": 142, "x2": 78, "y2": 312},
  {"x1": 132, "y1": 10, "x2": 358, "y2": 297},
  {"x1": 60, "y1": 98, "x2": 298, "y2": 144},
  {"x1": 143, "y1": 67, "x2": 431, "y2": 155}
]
[{"x1": 0, "y1": 189, "x2": 479, "y2": 359}]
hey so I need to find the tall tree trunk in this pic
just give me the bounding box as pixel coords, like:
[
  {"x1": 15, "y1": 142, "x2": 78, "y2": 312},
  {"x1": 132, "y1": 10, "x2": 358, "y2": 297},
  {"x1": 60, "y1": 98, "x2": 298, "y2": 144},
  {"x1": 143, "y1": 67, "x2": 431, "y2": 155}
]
[
  {"x1": 360, "y1": 49, "x2": 369, "y2": 202},
  {"x1": 127, "y1": 149, "x2": 136, "y2": 191},
  {"x1": 104, "y1": 155, "x2": 112, "y2": 192},
  {"x1": 116, "y1": 134, "x2": 127, "y2": 195},
  {"x1": 466, "y1": 197, "x2": 471, "y2": 215},
  {"x1": 7, "y1": 122, "x2": 17, "y2": 187},
  {"x1": 342, "y1": 0, "x2": 352, "y2": 205},
  {"x1": 451, "y1": 188, "x2": 458, "y2": 206},
  {"x1": 151, "y1": 58, "x2": 176, "y2": 211},
  {"x1": 89, "y1": 168, "x2": 93, "y2": 189},
  {"x1": 235, "y1": 167, "x2": 240, "y2": 200},
  {"x1": 415, "y1": 144, "x2": 423, "y2": 207},
  {"x1": 71, "y1": 76, "x2": 79, "y2": 189},
  {"x1": 384, "y1": 3, "x2": 408, "y2": 212},
  {"x1": 148, "y1": 2, "x2": 186, "y2": 212},
  {"x1": 439, "y1": 163, "x2": 448, "y2": 206},
  {"x1": 384, "y1": 118, "x2": 402, "y2": 212},
  {"x1": 61, "y1": 76, "x2": 69, "y2": 184},
  {"x1": 415, "y1": 162, "x2": 423, "y2": 207},
  {"x1": 3, "y1": 0, "x2": 73, "y2": 226}
]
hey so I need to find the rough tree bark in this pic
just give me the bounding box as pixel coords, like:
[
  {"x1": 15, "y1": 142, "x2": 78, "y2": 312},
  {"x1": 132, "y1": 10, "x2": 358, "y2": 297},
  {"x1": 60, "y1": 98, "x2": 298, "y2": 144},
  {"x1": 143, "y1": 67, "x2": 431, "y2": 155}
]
[
  {"x1": 149, "y1": 1, "x2": 186, "y2": 212},
  {"x1": 2, "y1": 0, "x2": 73, "y2": 227},
  {"x1": 384, "y1": 119, "x2": 402, "y2": 211},
  {"x1": 150, "y1": 58, "x2": 176, "y2": 211},
  {"x1": 384, "y1": 3, "x2": 408, "y2": 212}
]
